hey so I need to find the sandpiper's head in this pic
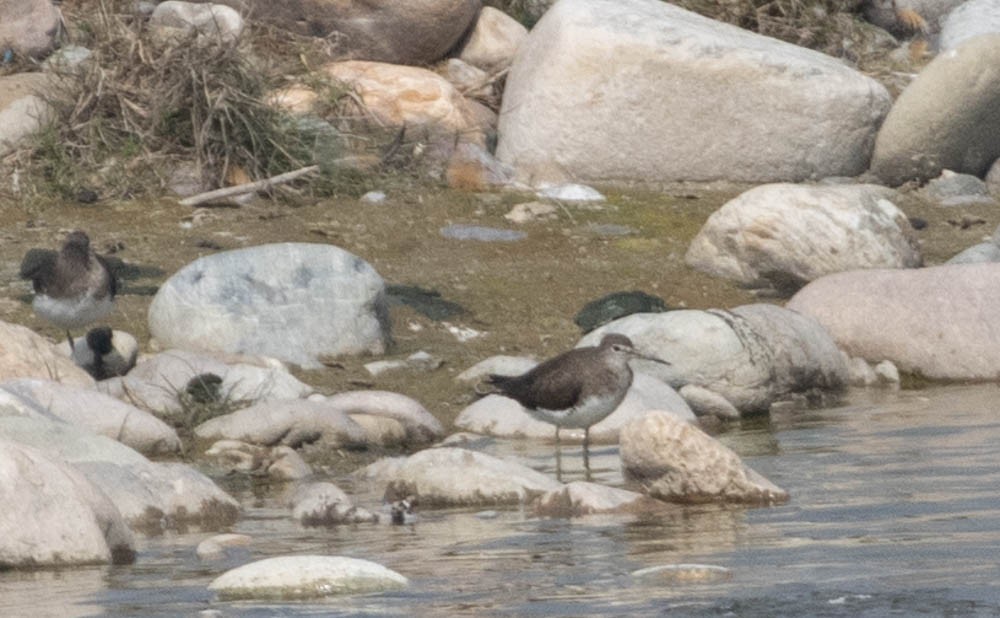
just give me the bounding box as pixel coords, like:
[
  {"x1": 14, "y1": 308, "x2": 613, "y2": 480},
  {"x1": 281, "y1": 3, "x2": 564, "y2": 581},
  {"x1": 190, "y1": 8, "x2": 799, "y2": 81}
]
[
  {"x1": 598, "y1": 333, "x2": 670, "y2": 365},
  {"x1": 85, "y1": 326, "x2": 114, "y2": 356},
  {"x1": 62, "y1": 230, "x2": 91, "y2": 255}
]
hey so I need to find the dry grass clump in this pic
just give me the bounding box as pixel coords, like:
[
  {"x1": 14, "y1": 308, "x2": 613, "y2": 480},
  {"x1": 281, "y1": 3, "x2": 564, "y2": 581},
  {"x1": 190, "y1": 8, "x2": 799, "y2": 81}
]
[{"x1": 19, "y1": 0, "x2": 317, "y2": 200}]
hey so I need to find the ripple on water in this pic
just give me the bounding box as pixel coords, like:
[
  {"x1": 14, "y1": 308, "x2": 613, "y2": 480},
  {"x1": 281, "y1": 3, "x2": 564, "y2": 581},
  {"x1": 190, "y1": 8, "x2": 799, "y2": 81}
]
[{"x1": 4, "y1": 385, "x2": 1000, "y2": 616}]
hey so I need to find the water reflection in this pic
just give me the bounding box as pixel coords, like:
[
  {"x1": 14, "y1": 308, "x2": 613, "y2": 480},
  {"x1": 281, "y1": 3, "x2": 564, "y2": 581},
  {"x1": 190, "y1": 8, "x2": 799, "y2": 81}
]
[{"x1": 3, "y1": 385, "x2": 1000, "y2": 615}]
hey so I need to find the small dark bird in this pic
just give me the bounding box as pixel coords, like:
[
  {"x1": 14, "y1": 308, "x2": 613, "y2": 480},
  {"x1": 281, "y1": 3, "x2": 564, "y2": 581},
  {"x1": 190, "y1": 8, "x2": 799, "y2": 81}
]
[
  {"x1": 486, "y1": 334, "x2": 670, "y2": 473},
  {"x1": 69, "y1": 326, "x2": 137, "y2": 380},
  {"x1": 19, "y1": 230, "x2": 117, "y2": 349}
]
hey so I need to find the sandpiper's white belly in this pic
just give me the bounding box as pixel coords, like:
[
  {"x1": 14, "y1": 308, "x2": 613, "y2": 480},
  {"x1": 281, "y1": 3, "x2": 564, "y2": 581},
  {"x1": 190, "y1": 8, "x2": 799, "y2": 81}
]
[
  {"x1": 528, "y1": 393, "x2": 624, "y2": 429},
  {"x1": 34, "y1": 294, "x2": 115, "y2": 329}
]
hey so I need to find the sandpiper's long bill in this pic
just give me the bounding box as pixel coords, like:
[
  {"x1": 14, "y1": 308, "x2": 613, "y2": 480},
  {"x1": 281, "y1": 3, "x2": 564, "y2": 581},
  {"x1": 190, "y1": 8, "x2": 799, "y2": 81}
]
[{"x1": 486, "y1": 333, "x2": 670, "y2": 479}]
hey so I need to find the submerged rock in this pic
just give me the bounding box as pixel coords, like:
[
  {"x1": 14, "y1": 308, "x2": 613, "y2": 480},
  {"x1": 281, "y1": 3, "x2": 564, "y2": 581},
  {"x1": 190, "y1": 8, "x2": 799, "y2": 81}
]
[
  {"x1": 620, "y1": 411, "x2": 788, "y2": 505},
  {"x1": 579, "y1": 304, "x2": 848, "y2": 415},
  {"x1": 356, "y1": 447, "x2": 561, "y2": 507},
  {"x1": 208, "y1": 555, "x2": 408, "y2": 600},
  {"x1": 290, "y1": 482, "x2": 379, "y2": 526},
  {"x1": 532, "y1": 481, "x2": 670, "y2": 518}
]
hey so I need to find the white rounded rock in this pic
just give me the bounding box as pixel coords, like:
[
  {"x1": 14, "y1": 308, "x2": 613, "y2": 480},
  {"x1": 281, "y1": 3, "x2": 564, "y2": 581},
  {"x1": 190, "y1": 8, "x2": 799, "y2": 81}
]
[{"x1": 208, "y1": 555, "x2": 408, "y2": 599}]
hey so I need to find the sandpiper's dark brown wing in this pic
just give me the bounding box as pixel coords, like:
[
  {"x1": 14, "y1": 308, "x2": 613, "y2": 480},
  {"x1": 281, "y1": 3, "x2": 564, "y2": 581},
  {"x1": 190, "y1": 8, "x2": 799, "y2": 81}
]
[
  {"x1": 18, "y1": 248, "x2": 57, "y2": 292},
  {"x1": 489, "y1": 347, "x2": 596, "y2": 411},
  {"x1": 94, "y1": 253, "x2": 119, "y2": 298}
]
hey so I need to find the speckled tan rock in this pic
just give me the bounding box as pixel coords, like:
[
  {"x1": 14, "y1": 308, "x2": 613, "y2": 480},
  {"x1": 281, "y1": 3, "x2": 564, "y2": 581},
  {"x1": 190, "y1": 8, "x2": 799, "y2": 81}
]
[{"x1": 620, "y1": 411, "x2": 788, "y2": 505}]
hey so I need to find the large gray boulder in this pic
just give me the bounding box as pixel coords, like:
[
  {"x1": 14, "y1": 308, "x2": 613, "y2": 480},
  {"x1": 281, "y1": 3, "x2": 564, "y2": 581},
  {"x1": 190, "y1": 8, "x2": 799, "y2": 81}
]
[
  {"x1": 0, "y1": 440, "x2": 135, "y2": 568},
  {"x1": 496, "y1": 0, "x2": 891, "y2": 185},
  {"x1": 686, "y1": 183, "x2": 921, "y2": 290},
  {"x1": 202, "y1": 0, "x2": 480, "y2": 65},
  {"x1": 871, "y1": 35, "x2": 1000, "y2": 185},
  {"x1": 148, "y1": 243, "x2": 390, "y2": 368},
  {"x1": 787, "y1": 263, "x2": 1000, "y2": 380},
  {"x1": 579, "y1": 304, "x2": 848, "y2": 414}
]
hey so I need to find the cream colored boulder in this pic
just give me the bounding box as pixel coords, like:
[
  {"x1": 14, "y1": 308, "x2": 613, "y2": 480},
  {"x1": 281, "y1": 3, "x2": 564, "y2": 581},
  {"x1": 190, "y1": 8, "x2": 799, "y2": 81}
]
[
  {"x1": 323, "y1": 60, "x2": 479, "y2": 135},
  {"x1": 871, "y1": 35, "x2": 1000, "y2": 185},
  {"x1": 458, "y1": 6, "x2": 529, "y2": 72}
]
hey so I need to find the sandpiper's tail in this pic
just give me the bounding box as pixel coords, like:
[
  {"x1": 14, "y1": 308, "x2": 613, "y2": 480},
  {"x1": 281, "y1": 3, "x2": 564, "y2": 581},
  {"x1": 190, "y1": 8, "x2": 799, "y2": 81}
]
[{"x1": 475, "y1": 373, "x2": 516, "y2": 397}]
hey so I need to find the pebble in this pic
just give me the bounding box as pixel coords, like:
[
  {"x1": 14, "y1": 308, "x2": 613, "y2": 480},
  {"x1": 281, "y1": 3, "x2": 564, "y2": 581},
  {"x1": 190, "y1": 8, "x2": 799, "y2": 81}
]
[{"x1": 439, "y1": 224, "x2": 527, "y2": 242}]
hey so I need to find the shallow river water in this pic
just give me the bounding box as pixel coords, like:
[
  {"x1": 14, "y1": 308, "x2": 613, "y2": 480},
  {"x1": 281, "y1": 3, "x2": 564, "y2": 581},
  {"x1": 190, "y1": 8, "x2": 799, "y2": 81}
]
[{"x1": 2, "y1": 383, "x2": 998, "y2": 617}]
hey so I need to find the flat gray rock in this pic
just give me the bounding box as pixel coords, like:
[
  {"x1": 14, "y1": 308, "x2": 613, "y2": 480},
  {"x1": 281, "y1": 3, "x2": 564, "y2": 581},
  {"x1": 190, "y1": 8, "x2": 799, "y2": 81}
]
[{"x1": 148, "y1": 243, "x2": 390, "y2": 368}]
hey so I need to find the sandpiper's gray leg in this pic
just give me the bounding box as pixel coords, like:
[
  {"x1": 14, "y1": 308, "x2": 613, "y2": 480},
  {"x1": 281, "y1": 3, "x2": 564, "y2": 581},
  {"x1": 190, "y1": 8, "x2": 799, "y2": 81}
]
[
  {"x1": 65, "y1": 330, "x2": 74, "y2": 350},
  {"x1": 583, "y1": 427, "x2": 592, "y2": 482},
  {"x1": 554, "y1": 426, "x2": 563, "y2": 482}
]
